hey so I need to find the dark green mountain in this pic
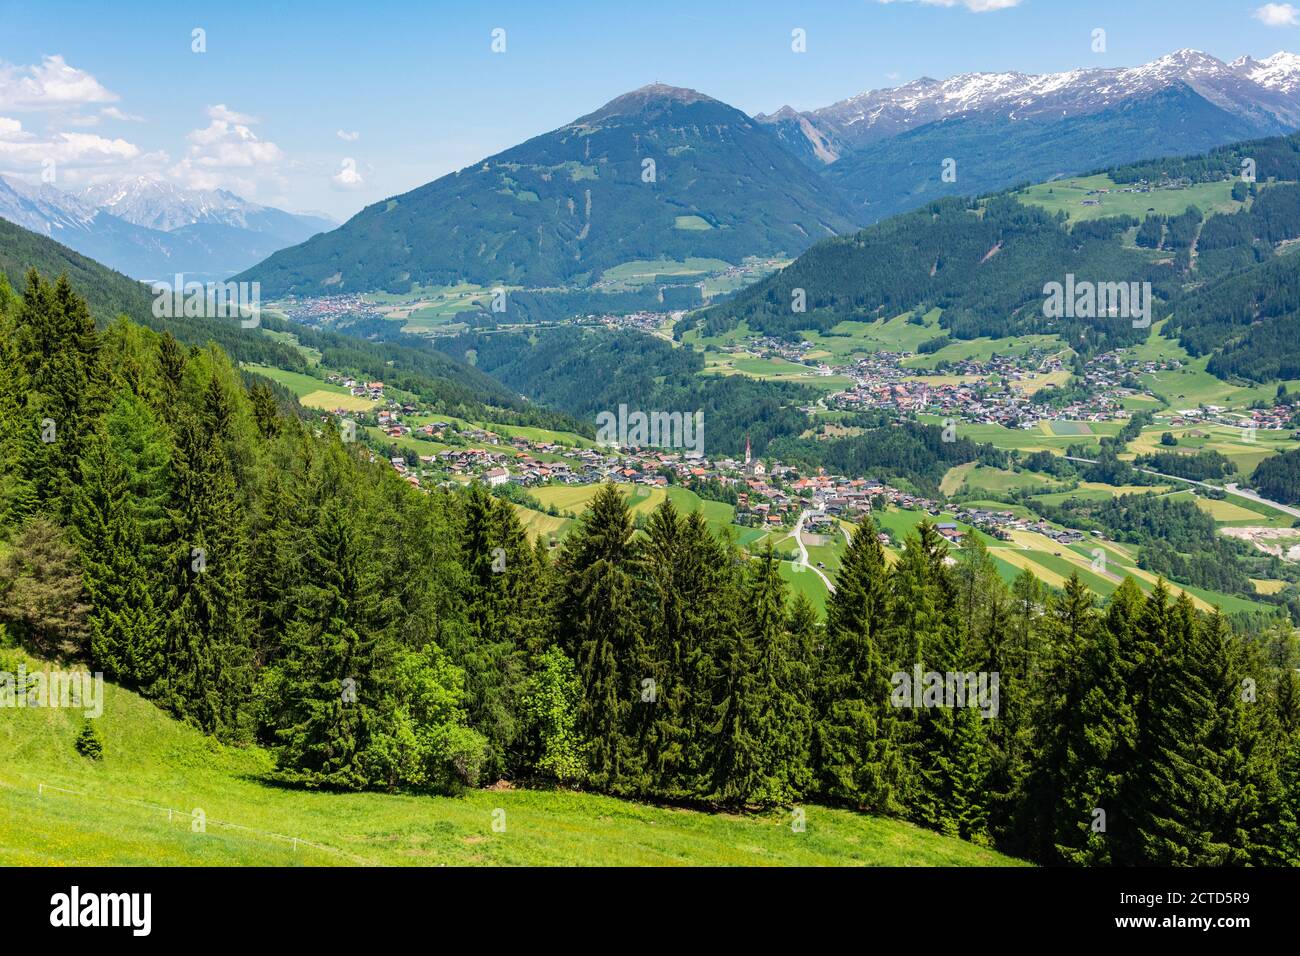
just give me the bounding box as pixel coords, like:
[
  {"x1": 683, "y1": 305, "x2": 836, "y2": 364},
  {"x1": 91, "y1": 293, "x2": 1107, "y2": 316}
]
[
  {"x1": 238, "y1": 85, "x2": 858, "y2": 295},
  {"x1": 0, "y1": 214, "x2": 155, "y2": 320},
  {"x1": 689, "y1": 130, "x2": 1300, "y2": 383}
]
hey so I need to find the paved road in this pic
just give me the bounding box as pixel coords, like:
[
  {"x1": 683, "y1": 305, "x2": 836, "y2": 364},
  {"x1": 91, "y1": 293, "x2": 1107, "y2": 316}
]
[
  {"x1": 791, "y1": 509, "x2": 836, "y2": 594},
  {"x1": 1063, "y1": 456, "x2": 1300, "y2": 519}
]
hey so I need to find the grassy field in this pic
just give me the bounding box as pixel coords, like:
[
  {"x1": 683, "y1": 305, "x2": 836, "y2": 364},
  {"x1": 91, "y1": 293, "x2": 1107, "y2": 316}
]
[
  {"x1": 260, "y1": 328, "x2": 322, "y2": 366},
  {"x1": 0, "y1": 652, "x2": 1018, "y2": 867},
  {"x1": 945, "y1": 464, "x2": 1065, "y2": 497},
  {"x1": 363, "y1": 282, "x2": 493, "y2": 334},
  {"x1": 700, "y1": 352, "x2": 853, "y2": 392},
  {"x1": 921, "y1": 418, "x2": 1105, "y2": 454},
  {"x1": 531, "y1": 484, "x2": 737, "y2": 537},
  {"x1": 1138, "y1": 353, "x2": 1298, "y2": 412},
  {"x1": 511, "y1": 504, "x2": 572, "y2": 543},
  {"x1": 1126, "y1": 421, "x2": 1297, "y2": 474},
  {"x1": 1016, "y1": 174, "x2": 1242, "y2": 223},
  {"x1": 243, "y1": 364, "x2": 378, "y2": 412},
  {"x1": 600, "y1": 257, "x2": 731, "y2": 289}
]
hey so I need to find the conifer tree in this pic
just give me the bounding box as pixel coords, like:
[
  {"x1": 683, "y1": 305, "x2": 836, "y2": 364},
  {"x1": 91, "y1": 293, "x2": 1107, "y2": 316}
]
[
  {"x1": 557, "y1": 483, "x2": 642, "y2": 789},
  {"x1": 0, "y1": 275, "x2": 36, "y2": 527},
  {"x1": 12, "y1": 272, "x2": 104, "y2": 516},
  {"x1": 1022, "y1": 573, "x2": 1095, "y2": 863},
  {"x1": 710, "y1": 544, "x2": 810, "y2": 805},
  {"x1": 1119, "y1": 591, "x2": 1231, "y2": 865},
  {"x1": 452, "y1": 483, "x2": 534, "y2": 778},
  {"x1": 71, "y1": 418, "x2": 162, "y2": 687},
  {"x1": 816, "y1": 517, "x2": 903, "y2": 812},
  {"x1": 1054, "y1": 580, "x2": 1138, "y2": 865},
  {"x1": 277, "y1": 495, "x2": 392, "y2": 788},
  {"x1": 158, "y1": 375, "x2": 252, "y2": 739}
]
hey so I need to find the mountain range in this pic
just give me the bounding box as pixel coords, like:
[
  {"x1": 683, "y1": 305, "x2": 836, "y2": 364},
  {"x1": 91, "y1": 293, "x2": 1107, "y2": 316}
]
[
  {"x1": 0, "y1": 175, "x2": 334, "y2": 283},
  {"x1": 235, "y1": 49, "x2": 1300, "y2": 298},
  {"x1": 770, "y1": 49, "x2": 1300, "y2": 222},
  {"x1": 760, "y1": 50, "x2": 1300, "y2": 156}
]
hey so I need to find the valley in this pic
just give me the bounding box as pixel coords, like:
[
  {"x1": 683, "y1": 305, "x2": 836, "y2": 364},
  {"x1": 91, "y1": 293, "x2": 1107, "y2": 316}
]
[{"x1": 4, "y1": 13, "x2": 1300, "y2": 884}]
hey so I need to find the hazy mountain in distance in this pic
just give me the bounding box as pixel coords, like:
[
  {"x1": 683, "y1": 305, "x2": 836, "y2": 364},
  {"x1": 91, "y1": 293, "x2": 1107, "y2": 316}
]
[
  {"x1": 237, "y1": 84, "x2": 858, "y2": 296},
  {"x1": 76, "y1": 176, "x2": 334, "y2": 243},
  {"x1": 0, "y1": 175, "x2": 335, "y2": 282}
]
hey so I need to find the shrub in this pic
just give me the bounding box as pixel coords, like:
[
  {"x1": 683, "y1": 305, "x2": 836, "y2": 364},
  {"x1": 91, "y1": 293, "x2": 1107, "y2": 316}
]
[{"x1": 75, "y1": 721, "x2": 103, "y2": 760}]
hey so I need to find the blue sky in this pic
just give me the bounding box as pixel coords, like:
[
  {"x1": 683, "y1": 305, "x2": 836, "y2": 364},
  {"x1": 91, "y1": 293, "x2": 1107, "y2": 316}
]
[{"x1": 1, "y1": 0, "x2": 1297, "y2": 220}]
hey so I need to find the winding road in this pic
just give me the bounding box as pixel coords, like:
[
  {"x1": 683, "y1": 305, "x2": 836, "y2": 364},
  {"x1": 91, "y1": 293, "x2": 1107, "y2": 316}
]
[
  {"x1": 790, "y1": 508, "x2": 837, "y2": 594},
  {"x1": 1063, "y1": 456, "x2": 1300, "y2": 519}
]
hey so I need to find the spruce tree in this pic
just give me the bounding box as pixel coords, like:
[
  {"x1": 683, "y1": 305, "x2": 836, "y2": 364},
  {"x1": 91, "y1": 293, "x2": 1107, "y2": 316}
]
[
  {"x1": 710, "y1": 543, "x2": 809, "y2": 805},
  {"x1": 1119, "y1": 591, "x2": 1230, "y2": 865},
  {"x1": 816, "y1": 517, "x2": 903, "y2": 812},
  {"x1": 277, "y1": 495, "x2": 391, "y2": 788},
  {"x1": 557, "y1": 483, "x2": 642, "y2": 789},
  {"x1": 158, "y1": 375, "x2": 252, "y2": 739}
]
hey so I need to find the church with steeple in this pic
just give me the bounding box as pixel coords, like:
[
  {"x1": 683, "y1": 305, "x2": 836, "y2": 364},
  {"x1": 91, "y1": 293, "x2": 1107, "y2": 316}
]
[{"x1": 743, "y1": 435, "x2": 765, "y2": 479}]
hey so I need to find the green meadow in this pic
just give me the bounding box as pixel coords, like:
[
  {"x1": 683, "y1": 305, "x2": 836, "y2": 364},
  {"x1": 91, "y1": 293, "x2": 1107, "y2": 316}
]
[{"x1": 0, "y1": 653, "x2": 1017, "y2": 867}]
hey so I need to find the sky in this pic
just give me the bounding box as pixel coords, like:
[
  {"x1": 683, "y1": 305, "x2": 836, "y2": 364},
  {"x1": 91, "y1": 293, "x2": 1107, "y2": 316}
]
[{"x1": 1, "y1": 0, "x2": 1298, "y2": 221}]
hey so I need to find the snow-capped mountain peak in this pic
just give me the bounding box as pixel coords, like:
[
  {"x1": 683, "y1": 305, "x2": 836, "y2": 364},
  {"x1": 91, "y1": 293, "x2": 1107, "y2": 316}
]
[
  {"x1": 76, "y1": 176, "x2": 265, "y2": 233},
  {"x1": 1236, "y1": 51, "x2": 1300, "y2": 94},
  {"x1": 783, "y1": 48, "x2": 1300, "y2": 150}
]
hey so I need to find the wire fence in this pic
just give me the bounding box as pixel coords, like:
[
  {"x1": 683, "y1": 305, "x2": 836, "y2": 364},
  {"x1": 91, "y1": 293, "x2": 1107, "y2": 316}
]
[{"x1": 16, "y1": 779, "x2": 374, "y2": 865}]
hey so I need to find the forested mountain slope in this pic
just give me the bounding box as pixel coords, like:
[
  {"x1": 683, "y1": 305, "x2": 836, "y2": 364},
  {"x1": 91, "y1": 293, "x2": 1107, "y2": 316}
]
[
  {"x1": 690, "y1": 131, "x2": 1300, "y2": 386},
  {"x1": 238, "y1": 85, "x2": 857, "y2": 295},
  {"x1": 0, "y1": 216, "x2": 574, "y2": 428}
]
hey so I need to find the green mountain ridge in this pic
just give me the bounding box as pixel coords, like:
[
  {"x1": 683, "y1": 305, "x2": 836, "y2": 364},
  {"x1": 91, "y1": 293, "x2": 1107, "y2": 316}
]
[
  {"x1": 690, "y1": 130, "x2": 1300, "y2": 385},
  {"x1": 0, "y1": 215, "x2": 578, "y2": 430},
  {"x1": 238, "y1": 84, "x2": 858, "y2": 296}
]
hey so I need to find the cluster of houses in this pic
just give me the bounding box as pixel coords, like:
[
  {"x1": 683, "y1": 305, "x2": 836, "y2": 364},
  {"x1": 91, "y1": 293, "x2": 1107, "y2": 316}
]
[
  {"x1": 276, "y1": 293, "x2": 382, "y2": 327},
  {"x1": 361, "y1": 407, "x2": 1109, "y2": 549},
  {"x1": 325, "y1": 375, "x2": 389, "y2": 403},
  {"x1": 951, "y1": 505, "x2": 1088, "y2": 544},
  {"x1": 586, "y1": 310, "x2": 683, "y2": 336},
  {"x1": 824, "y1": 344, "x2": 1184, "y2": 431},
  {"x1": 1163, "y1": 404, "x2": 1296, "y2": 433}
]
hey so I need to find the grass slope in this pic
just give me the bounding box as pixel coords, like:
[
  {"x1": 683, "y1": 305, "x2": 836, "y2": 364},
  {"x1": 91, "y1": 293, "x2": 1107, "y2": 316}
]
[{"x1": 0, "y1": 655, "x2": 1017, "y2": 867}]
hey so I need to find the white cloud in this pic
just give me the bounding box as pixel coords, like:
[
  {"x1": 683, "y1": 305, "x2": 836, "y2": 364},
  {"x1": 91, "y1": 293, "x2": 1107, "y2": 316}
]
[
  {"x1": 1254, "y1": 3, "x2": 1300, "y2": 26},
  {"x1": 876, "y1": 0, "x2": 1023, "y2": 11},
  {"x1": 0, "y1": 55, "x2": 119, "y2": 110},
  {"x1": 331, "y1": 158, "x2": 364, "y2": 190},
  {"x1": 58, "y1": 113, "x2": 102, "y2": 128},
  {"x1": 101, "y1": 106, "x2": 145, "y2": 123},
  {"x1": 168, "y1": 104, "x2": 286, "y2": 198},
  {"x1": 0, "y1": 115, "x2": 142, "y2": 172},
  {"x1": 206, "y1": 103, "x2": 257, "y2": 125},
  {"x1": 336, "y1": 129, "x2": 360, "y2": 142}
]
